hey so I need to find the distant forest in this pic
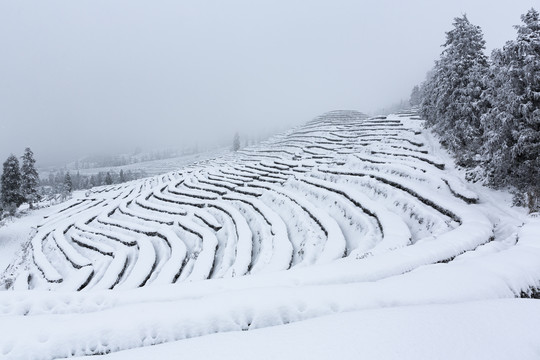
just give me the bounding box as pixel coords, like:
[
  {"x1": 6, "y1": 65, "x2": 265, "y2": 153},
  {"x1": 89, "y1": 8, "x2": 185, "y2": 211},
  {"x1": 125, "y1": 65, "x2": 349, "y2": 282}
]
[{"x1": 40, "y1": 168, "x2": 148, "y2": 197}]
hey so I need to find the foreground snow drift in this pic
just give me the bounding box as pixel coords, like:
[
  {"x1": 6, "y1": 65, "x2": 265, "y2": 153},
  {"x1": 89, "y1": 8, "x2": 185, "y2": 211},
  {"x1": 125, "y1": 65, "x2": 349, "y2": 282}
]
[{"x1": 76, "y1": 299, "x2": 540, "y2": 360}]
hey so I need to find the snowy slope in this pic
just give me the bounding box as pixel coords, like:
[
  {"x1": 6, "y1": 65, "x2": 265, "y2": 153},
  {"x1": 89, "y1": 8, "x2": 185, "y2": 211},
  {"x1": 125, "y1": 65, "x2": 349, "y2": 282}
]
[
  {"x1": 75, "y1": 299, "x2": 540, "y2": 360},
  {"x1": 0, "y1": 110, "x2": 539, "y2": 359}
]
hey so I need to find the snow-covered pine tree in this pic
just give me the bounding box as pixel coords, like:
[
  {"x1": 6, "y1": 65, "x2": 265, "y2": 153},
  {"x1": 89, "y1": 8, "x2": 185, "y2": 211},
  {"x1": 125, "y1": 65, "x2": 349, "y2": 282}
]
[
  {"x1": 96, "y1": 172, "x2": 104, "y2": 186},
  {"x1": 20, "y1": 147, "x2": 40, "y2": 208},
  {"x1": 63, "y1": 173, "x2": 73, "y2": 194},
  {"x1": 53, "y1": 171, "x2": 65, "y2": 194},
  {"x1": 419, "y1": 69, "x2": 438, "y2": 121},
  {"x1": 89, "y1": 175, "x2": 96, "y2": 188},
  {"x1": 481, "y1": 8, "x2": 540, "y2": 210},
  {"x1": 119, "y1": 169, "x2": 125, "y2": 183},
  {"x1": 421, "y1": 15, "x2": 489, "y2": 166},
  {"x1": 105, "y1": 172, "x2": 113, "y2": 185},
  {"x1": 1, "y1": 154, "x2": 23, "y2": 211}
]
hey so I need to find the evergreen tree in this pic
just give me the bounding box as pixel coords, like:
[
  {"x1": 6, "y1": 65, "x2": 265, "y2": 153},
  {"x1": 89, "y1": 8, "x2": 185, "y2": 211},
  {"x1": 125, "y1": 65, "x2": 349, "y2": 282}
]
[
  {"x1": 481, "y1": 8, "x2": 540, "y2": 210},
  {"x1": 63, "y1": 173, "x2": 73, "y2": 194},
  {"x1": 418, "y1": 69, "x2": 438, "y2": 121},
  {"x1": 1, "y1": 154, "x2": 23, "y2": 209},
  {"x1": 54, "y1": 171, "x2": 65, "y2": 194},
  {"x1": 79, "y1": 176, "x2": 89, "y2": 189},
  {"x1": 105, "y1": 172, "x2": 113, "y2": 185},
  {"x1": 232, "y1": 132, "x2": 240, "y2": 152},
  {"x1": 119, "y1": 169, "x2": 125, "y2": 183},
  {"x1": 20, "y1": 147, "x2": 40, "y2": 208},
  {"x1": 73, "y1": 171, "x2": 81, "y2": 190},
  {"x1": 96, "y1": 172, "x2": 104, "y2": 186},
  {"x1": 421, "y1": 15, "x2": 489, "y2": 166},
  {"x1": 89, "y1": 175, "x2": 96, "y2": 188}
]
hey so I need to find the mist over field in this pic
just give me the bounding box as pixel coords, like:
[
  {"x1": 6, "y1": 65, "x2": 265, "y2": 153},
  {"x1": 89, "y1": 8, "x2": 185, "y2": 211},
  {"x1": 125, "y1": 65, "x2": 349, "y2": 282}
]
[{"x1": 0, "y1": 0, "x2": 536, "y2": 166}]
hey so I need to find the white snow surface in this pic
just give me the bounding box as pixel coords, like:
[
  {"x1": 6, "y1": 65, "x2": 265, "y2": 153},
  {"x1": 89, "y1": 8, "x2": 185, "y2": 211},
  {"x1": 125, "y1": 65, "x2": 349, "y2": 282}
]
[
  {"x1": 0, "y1": 110, "x2": 539, "y2": 359},
  {"x1": 75, "y1": 299, "x2": 540, "y2": 360}
]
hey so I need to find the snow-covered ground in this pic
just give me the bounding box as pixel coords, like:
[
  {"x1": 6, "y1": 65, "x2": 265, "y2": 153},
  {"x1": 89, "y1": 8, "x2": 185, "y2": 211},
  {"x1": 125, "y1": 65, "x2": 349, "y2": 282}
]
[
  {"x1": 76, "y1": 299, "x2": 540, "y2": 360},
  {"x1": 0, "y1": 202, "x2": 81, "y2": 279},
  {"x1": 0, "y1": 110, "x2": 539, "y2": 359}
]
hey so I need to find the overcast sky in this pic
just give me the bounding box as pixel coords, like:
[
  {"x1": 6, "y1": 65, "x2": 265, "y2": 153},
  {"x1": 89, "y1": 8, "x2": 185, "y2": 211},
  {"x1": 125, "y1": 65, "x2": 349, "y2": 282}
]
[{"x1": 0, "y1": 0, "x2": 537, "y2": 166}]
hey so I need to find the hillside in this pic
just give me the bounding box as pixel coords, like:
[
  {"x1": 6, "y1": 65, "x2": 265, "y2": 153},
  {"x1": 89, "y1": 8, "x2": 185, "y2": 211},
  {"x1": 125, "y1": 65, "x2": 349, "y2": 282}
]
[{"x1": 1, "y1": 110, "x2": 539, "y2": 359}]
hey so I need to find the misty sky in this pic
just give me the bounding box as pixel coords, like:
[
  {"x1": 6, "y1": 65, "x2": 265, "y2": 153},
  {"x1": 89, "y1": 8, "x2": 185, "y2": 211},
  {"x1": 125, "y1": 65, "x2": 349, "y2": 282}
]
[{"x1": 0, "y1": 0, "x2": 537, "y2": 166}]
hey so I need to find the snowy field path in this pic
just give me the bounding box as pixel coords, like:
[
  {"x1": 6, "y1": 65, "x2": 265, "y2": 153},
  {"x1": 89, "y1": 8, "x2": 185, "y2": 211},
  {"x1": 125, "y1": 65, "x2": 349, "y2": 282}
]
[{"x1": 0, "y1": 110, "x2": 539, "y2": 359}]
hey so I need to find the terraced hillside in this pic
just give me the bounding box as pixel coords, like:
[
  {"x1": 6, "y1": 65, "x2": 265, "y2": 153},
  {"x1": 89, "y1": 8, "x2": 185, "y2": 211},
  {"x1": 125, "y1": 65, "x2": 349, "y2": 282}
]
[
  {"x1": 4, "y1": 110, "x2": 483, "y2": 290},
  {"x1": 1, "y1": 110, "x2": 539, "y2": 359}
]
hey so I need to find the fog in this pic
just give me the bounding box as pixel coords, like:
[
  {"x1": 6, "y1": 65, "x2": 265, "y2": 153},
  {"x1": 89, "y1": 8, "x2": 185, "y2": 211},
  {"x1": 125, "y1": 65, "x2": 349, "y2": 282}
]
[{"x1": 0, "y1": 0, "x2": 536, "y2": 166}]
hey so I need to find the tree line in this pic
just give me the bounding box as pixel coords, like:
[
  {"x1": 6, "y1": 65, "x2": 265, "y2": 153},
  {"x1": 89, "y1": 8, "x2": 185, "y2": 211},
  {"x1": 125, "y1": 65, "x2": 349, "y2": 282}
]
[
  {"x1": 40, "y1": 168, "x2": 147, "y2": 198},
  {"x1": 0, "y1": 148, "x2": 40, "y2": 216},
  {"x1": 412, "y1": 8, "x2": 539, "y2": 211},
  {"x1": 0, "y1": 148, "x2": 147, "y2": 218}
]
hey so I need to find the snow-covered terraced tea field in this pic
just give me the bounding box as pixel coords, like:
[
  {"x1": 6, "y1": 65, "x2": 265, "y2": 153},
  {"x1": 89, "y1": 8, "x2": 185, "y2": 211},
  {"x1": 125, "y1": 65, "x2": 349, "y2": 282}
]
[{"x1": 1, "y1": 110, "x2": 540, "y2": 359}]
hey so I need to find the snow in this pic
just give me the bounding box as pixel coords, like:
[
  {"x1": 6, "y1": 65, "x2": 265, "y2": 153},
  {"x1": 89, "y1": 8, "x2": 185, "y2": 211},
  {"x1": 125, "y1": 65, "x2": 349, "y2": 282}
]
[
  {"x1": 53, "y1": 228, "x2": 92, "y2": 269},
  {"x1": 254, "y1": 183, "x2": 346, "y2": 264},
  {"x1": 518, "y1": 216, "x2": 540, "y2": 247},
  {"x1": 223, "y1": 193, "x2": 292, "y2": 273},
  {"x1": 1, "y1": 239, "x2": 540, "y2": 359},
  {"x1": 207, "y1": 201, "x2": 252, "y2": 277},
  {"x1": 0, "y1": 205, "x2": 65, "y2": 278},
  {"x1": 90, "y1": 248, "x2": 128, "y2": 290},
  {"x1": 298, "y1": 174, "x2": 411, "y2": 254},
  {"x1": 75, "y1": 299, "x2": 540, "y2": 360},
  {"x1": 0, "y1": 110, "x2": 539, "y2": 359},
  {"x1": 177, "y1": 216, "x2": 218, "y2": 281},
  {"x1": 114, "y1": 238, "x2": 156, "y2": 289},
  {"x1": 30, "y1": 230, "x2": 63, "y2": 283}
]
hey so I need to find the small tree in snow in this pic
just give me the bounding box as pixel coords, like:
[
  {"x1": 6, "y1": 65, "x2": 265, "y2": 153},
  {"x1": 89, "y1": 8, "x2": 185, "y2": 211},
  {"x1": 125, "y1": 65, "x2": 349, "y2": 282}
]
[
  {"x1": 73, "y1": 171, "x2": 81, "y2": 190},
  {"x1": 63, "y1": 173, "x2": 73, "y2": 194},
  {"x1": 96, "y1": 172, "x2": 103, "y2": 186},
  {"x1": 1, "y1": 155, "x2": 23, "y2": 213},
  {"x1": 89, "y1": 175, "x2": 96, "y2": 188},
  {"x1": 20, "y1": 147, "x2": 40, "y2": 208},
  {"x1": 105, "y1": 172, "x2": 113, "y2": 185}
]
